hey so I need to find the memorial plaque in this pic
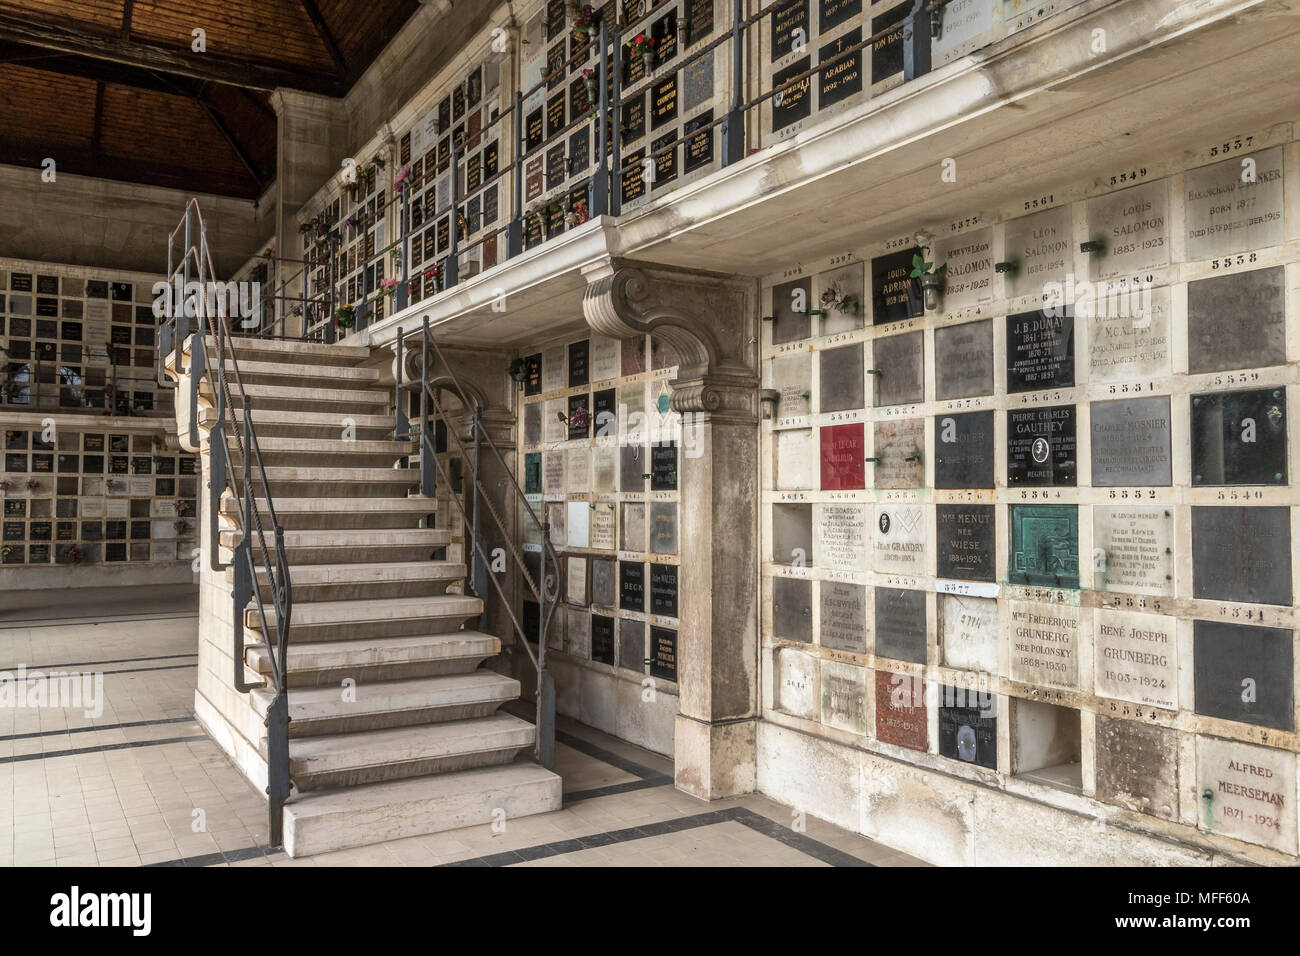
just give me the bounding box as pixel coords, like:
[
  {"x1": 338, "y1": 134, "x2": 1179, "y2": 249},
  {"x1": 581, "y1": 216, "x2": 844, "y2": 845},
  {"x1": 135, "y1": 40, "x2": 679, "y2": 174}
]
[
  {"x1": 771, "y1": 0, "x2": 809, "y2": 60},
  {"x1": 873, "y1": 504, "x2": 925, "y2": 575},
  {"x1": 1090, "y1": 396, "x2": 1172, "y2": 486},
  {"x1": 871, "y1": 248, "x2": 922, "y2": 323},
  {"x1": 1191, "y1": 506, "x2": 1291, "y2": 606},
  {"x1": 873, "y1": 587, "x2": 926, "y2": 663},
  {"x1": 819, "y1": 343, "x2": 863, "y2": 412},
  {"x1": 1009, "y1": 505, "x2": 1078, "y2": 588},
  {"x1": 621, "y1": 501, "x2": 646, "y2": 551},
  {"x1": 619, "y1": 560, "x2": 646, "y2": 611},
  {"x1": 684, "y1": 110, "x2": 714, "y2": 174},
  {"x1": 621, "y1": 147, "x2": 647, "y2": 204},
  {"x1": 1094, "y1": 717, "x2": 1177, "y2": 821},
  {"x1": 546, "y1": 141, "x2": 567, "y2": 189},
  {"x1": 819, "y1": 581, "x2": 866, "y2": 653},
  {"x1": 769, "y1": 352, "x2": 811, "y2": 421},
  {"x1": 934, "y1": 410, "x2": 994, "y2": 489},
  {"x1": 1007, "y1": 404, "x2": 1077, "y2": 486},
  {"x1": 651, "y1": 132, "x2": 677, "y2": 188},
  {"x1": 875, "y1": 671, "x2": 927, "y2": 751},
  {"x1": 939, "y1": 594, "x2": 998, "y2": 673},
  {"x1": 524, "y1": 403, "x2": 542, "y2": 445},
  {"x1": 872, "y1": 418, "x2": 924, "y2": 489},
  {"x1": 820, "y1": 660, "x2": 869, "y2": 735},
  {"x1": 775, "y1": 647, "x2": 817, "y2": 718},
  {"x1": 623, "y1": 42, "x2": 646, "y2": 85},
  {"x1": 872, "y1": 330, "x2": 924, "y2": 406},
  {"x1": 525, "y1": 108, "x2": 544, "y2": 154},
  {"x1": 543, "y1": 452, "x2": 565, "y2": 496},
  {"x1": 933, "y1": 229, "x2": 994, "y2": 313},
  {"x1": 567, "y1": 393, "x2": 590, "y2": 440},
  {"x1": 1092, "y1": 506, "x2": 1174, "y2": 597},
  {"x1": 1187, "y1": 267, "x2": 1286, "y2": 373},
  {"x1": 621, "y1": 383, "x2": 646, "y2": 436},
  {"x1": 683, "y1": 53, "x2": 714, "y2": 110},
  {"x1": 773, "y1": 577, "x2": 813, "y2": 643},
  {"x1": 1194, "y1": 619, "x2": 1293, "y2": 730},
  {"x1": 650, "y1": 563, "x2": 678, "y2": 617},
  {"x1": 1008, "y1": 600, "x2": 1081, "y2": 689},
  {"x1": 622, "y1": 94, "x2": 646, "y2": 143},
  {"x1": 934, "y1": 320, "x2": 993, "y2": 400},
  {"x1": 1087, "y1": 179, "x2": 1170, "y2": 279},
  {"x1": 937, "y1": 505, "x2": 995, "y2": 582},
  {"x1": 649, "y1": 502, "x2": 677, "y2": 555},
  {"x1": 1184, "y1": 146, "x2": 1285, "y2": 260},
  {"x1": 592, "y1": 447, "x2": 617, "y2": 492},
  {"x1": 932, "y1": 0, "x2": 999, "y2": 64},
  {"x1": 813, "y1": 503, "x2": 867, "y2": 570},
  {"x1": 1191, "y1": 388, "x2": 1287, "y2": 486},
  {"x1": 939, "y1": 684, "x2": 996, "y2": 769},
  {"x1": 564, "y1": 609, "x2": 591, "y2": 659},
  {"x1": 1196, "y1": 736, "x2": 1297, "y2": 853},
  {"x1": 620, "y1": 618, "x2": 646, "y2": 672},
  {"x1": 771, "y1": 277, "x2": 812, "y2": 344},
  {"x1": 591, "y1": 614, "x2": 616, "y2": 664},
  {"x1": 2, "y1": 521, "x2": 22, "y2": 541},
  {"x1": 566, "y1": 555, "x2": 590, "y2": 606},
  {"x1": 546, "y1": 90, "x2": 566, "y2": 138},
  {"x1": 620, "y1": 445, "x2": 647, "y2": 493},
  {"x1": 590, "y1": 337, "x2": 619, "y2": 384},
  {"x1": 1094, "y1": 610, "x2": 1178, "y2": 710},
  {"x1": 566, "y1": 498, "x2": 590, "y2": 547},
  {"x1": 591, "y1": 502, "x2": 616, "y2": 550},
  {"x1": 568, "y1": 126, "x2": 590, "y2": 176},
  {"x1": 1089, "y1": 286, "x2": 1171, "y2": 383},
  {"x1": 817, "y1": 261, "x2": 864, "y2": 334},
  {"x1": 771, "y1": 57, "x2": 812, "y2": 131},
  {"x1": 773, "y1": 503, "x2": 812, "y2": 566},
  {"x1": 776, "y1": 429, "x2": 817, "y2": 490},
  {"x1": 1003, "y1": 205, "x2": 1072, "y2": 300},
  {"x1": 688, "y1": 0, "x2": 715, "y2": 41},
  {"x1": 566, "y1": 447, "x2": 590, "y2": 496},
  {"x1": 651, "y1": 75, "x2": 678, "y2": 130},
  {"x1": 542, "y1": 345, "x2": 566, "y2": 392},
  {"x1": 820, "y1": 423, "x2": 865, "y2": 490},
  {"x1": 650, "y1": 442, "x2": 677, "y2": 490},
  {"x1": 592, "y1": 556, "x2": 617, "y2": 607},
  {"x1": 1006, "y1": 308, "x2": 1074, "y2": 392},
  {"x1": 524, "y1": 452, "x2": 542, "y2": 494},
  {"x1": 650, "y1": 626, "x2": 677, "y2": 682},
  {"x1": 818, "y1": 28, "x2": 862, "y2": 108}
]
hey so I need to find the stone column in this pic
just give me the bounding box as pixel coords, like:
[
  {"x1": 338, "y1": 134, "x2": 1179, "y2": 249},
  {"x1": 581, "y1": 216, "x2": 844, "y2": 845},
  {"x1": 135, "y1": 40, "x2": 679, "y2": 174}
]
[{"x1": 583, "y1": 259, "x2": 761, "y2": 800}]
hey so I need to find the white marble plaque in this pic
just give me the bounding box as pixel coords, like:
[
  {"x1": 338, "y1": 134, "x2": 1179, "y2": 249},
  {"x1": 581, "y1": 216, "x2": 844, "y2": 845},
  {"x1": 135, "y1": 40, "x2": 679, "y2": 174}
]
[
  {"x1": 590, "y1": 336, "x2": 619, "y2": 382},
  {"x1": 1087, "y1": 286, "x2": 1171, "y2": 383},
  {"x1": 84, "y1": 300, "x2": 110, "y2": 322},
  {"x1": 1196, "y1": 736, "x2": 1297, "y2": 854},
  {"x1": 566, "y1": 555, "x2": 588, "y2": 605},
  {"x1": 1088, "y1": 179, "x2": 1170, "y2": 279},
  {"x1": 1008, "y1": 600, "x2": 1081, "y2": 689},
  {"x1": 769, "y1": 353, "x2": 811, "y2": 422},
  {"x1": 522, "y1": 495, "x2": 543, "y2": 546},
  {"x1": 152, "y1": 541, "x2": 177, "y2": 561},
  {"x1": 939, "y1": 594, "x2": 998, "y2": 673},
  {"x1": 816, "y1": 261, "x2": 865, "y2": 334},
  {"x1": 621, "y1": 502, "x2": 646, "y2": 551},
  {"x1": 775, "y1": 647, "x2": 818, "y2": 719},
  {"x1": 819, "y1": 659, "x2": 869, "y2": 735},
  {"x1": 83, "y1": 478, "x2": 104, "y2": 496},
  {"x1": 873, "y1": 504, "x2": 926, "y2": 575},
  {"x1": 130, "y1": 477, "x2": 152, "y2": 496},
  {"x1": 566, "y1": 500, "x2": 590, "y2": 548},
  {"x1": 564, "y1": 607, "x2": 591, "y2": 659},
  {"x1": 933, "y1": 0, "x2": 999, "y2": 65},
  {"x1": 542, "y1": 452, "x2": 565, "y2": 497},
  {"x1": 151, "y1": 499, "x2": 176, "y2": 518},
  {"x1": 933, "y1": 228, "x2": 995, "y2": 312},
  {"x1": 592, "y1": 446, "x2": 616, "y2": 492},
  {"x1": 544, "y1": 399, "x2": 565, "y2": 442},
  {"x1": 1004, "y1": 205, "x2": 1072, "y2": 300},
  {"x1": 106, "y1": 499, "x2": 128, "y2": 518},
  {"x1": 620, "y1": 385, "x2": 646, "y2": 439},
  {"x1": 542, "y1": 345, "x2": 566, "y2": 393},
  {"x1": 775, "y1": 429, "x2": 816, "y2": 490},
  {"x1": 1094, "y1": 609, "x2": 1177, "y2": 710},
  {"x1": 813, "y1": 503, "x2": 868, "y2": 570},
  {"x1": 1184, "y1": 146, "x2": 1285, "y2": 260},
  {"x1": 151, "y1": 520, "x2": 175, "y2": 540},
  {"x1": 81, "y1": 498, "x2": 105, "y2": 518},
  {"x1": 590, "y1": 502, "x2": 616, "y2": 550},
  {"x1": 566, "y1": 446, "x2": 589, "y2": 494},
  {"x1": 546, "y1": 501, "x2": 565, "y2": 547},
  {"x1": 1092, "y1": 506, "x2": 1174, "y2": 597}
]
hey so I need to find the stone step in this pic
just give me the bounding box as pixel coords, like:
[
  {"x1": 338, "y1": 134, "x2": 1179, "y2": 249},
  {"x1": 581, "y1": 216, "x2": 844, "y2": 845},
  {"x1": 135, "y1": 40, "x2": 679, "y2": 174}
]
[
  {"x1": 198, "y1": 406, "x2": 394, "y2": 441},
  {"x1": 231, "y1": 466, "x2": 420, "y2": 499},
  {"x1": 228, "y1": 436, "x2": 413, "y2": 468},
  {"x1": 248, "y1": 671, "x2": 519, "y2": 736},
  {"x1": 205, "y1": 335, "x2": 371, "y2": 367},
  {"x1": 202, "y1": 381, "x2": 390, "y2": 413},
  {"x1": 283, "y1": 762, "x2": 563, "y2": 857},
  {"x1": 217, "y1": 358, "x2": 382, "y2": 391},
  {"x1": 218, "y1": 495, "x2": 435, "y2": 530},
  {"x1": 246, "y1": 631, "x2": 500, "y2": 687},
  {"x1": 286, "y1": 713, "x2": 536, "y2": 791},
  {"x1": 246, "y1": 594, "x2": 482, "y2": 641},
  {"x1": 221, "y1": 527, "x2": 450, "y2": 566},
  {"x1": 233, "y1": 560, "x2": 465, "y2": 602}
]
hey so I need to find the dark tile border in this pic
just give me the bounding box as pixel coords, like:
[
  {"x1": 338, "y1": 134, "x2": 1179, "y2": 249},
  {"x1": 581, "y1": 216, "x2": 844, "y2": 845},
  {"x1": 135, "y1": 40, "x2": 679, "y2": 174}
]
[
  {"x1": 0, "y1": 715, "x2": 196, "y2": 742},
  {"x1": 0, "y1": 734, "x2": 209, "y2": 764},
  {"x1": 0, "y1": 652, "x2": 197, "y2": 671},
  {"x1": 555, "y1": 727, "x2": 674, "y2": 801},
  {"x1": 145, "y1": 844, "x2": 281, "y2": 868}
]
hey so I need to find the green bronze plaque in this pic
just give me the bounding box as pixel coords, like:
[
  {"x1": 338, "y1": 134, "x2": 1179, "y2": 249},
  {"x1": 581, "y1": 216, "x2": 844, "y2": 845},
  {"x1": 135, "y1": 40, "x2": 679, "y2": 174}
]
[{"x1": 1009, "y1": 504, "x2": 1079, "y2": 588}]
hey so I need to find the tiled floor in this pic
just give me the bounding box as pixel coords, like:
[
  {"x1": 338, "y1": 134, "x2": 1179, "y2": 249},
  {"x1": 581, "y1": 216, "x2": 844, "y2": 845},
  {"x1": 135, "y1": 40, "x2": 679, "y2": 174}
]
[{"x1": 0, "y1": 587, "x2": 923, "y2": 867}]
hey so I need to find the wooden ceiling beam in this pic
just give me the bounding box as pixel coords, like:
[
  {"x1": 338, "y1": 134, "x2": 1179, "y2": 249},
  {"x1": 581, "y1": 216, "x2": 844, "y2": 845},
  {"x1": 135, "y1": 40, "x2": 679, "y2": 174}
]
[
  {"x1": 298, "y1": 0, "x2": 348, "y2": 78},
  {"x1": 0, "y1": 12, "x2": 346, "y2": 95},
  {"x1": 120, "y1": 0, "x2": 134, "y2": 41},
  {"x1": 193, "y1": 84, "x2": 267, "y2": 186}
]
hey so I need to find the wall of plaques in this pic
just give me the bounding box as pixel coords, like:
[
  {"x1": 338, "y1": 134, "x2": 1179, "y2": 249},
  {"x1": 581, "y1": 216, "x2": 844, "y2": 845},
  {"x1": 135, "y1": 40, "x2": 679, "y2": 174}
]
[
  {"x1": 759, "y1": 127, "x2": 1300, "y2": 858},
  {"x1": 516, "y1": 327, "x2": 683, "y2": 754}
]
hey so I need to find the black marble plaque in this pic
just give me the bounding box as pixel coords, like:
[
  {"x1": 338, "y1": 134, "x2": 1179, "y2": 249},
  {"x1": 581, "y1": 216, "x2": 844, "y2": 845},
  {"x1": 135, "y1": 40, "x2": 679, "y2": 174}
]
[
  {"x1": 650, "y1": 626, "x2": 678, "y2": 682},
  {"x1": 874, "y1": 587, "x2": 926, "y2": 663},
  {"x1": 652, "y1": 11, "x2": 678, "y2": 64},
  {"x1": 593, "y1": 389, "x2": 618, "y2": 438},
  {"x1": 547, "y1": 0, "x2": 567, "y2": 40},
  {"x1": 771, "y1": 277, "x2": 812, "y2": 344},
  {"x1": 1090, "y1": 396, "x2": 1172, "y2": 486},
  {"x1": 569, "y1": 127, "x2": 590, "y2": 176},
  {"x1": 484, "y1": 184, "x2": 499, "y2": 226},
  {"x1": 1191, "y1": 388, "x2": 1287, "y2": 486},
  {"x1": 547, "y1": 40, "x2": 566, "y2": 91},
  {"x1": 1007, "y1": 404, "x2": 1077, "y2": 486},
  {"x1": 771, "y1": 0, "x2": 809, "y2": 61},
  {"x1": 2, "y1": 521, "x2": 22, "y2": 541},
  {"x1": 934, "y1": 410, "x2": 995, "y2": 489},
  {"x1": 591, "y1": 614, "x2": 616, "y2": 665},
  {"x1": 1186, "y1": 268, "x2": 1286, "y2": 374},
  {"x1": 651, "y1": 132, "x2": 678, "y2": 189},
  {"x1": 773, "y1": 577, "x2": 812, "y2": 642},
  {"x1": 684, "y1": 110, "x2": 714, "y2": 173},
  {"x1": 524, "y1": 353, "x2": 543, "y2": 396},
  {"x1": 936, "y1": 505, "x2": 995, "y2": 582},
  {"x1": 818, "y1": 28, "x2": 862, "y2": 108},
  {"x1": 870, "y1": 2, "x2": 907, "y2": 84},
  {"x1": 620, "y1": 617, "x2": 645, "y2": 671},
  {"x1": 820, "y1": 0, "x2": 862, "y2": 30},
  {"x1": 620, "y1": 560, "x2": 645, "y2": 611},
  {"x1": 871, "y1": 248, "x2": 922, "y2": 323},
  {"x1": 650, "y1": 442, "x2": 677, "y2": 490},
  {"x1": 526, "y1": 109, "x2": 544, "y2": 153},
  {"x1": 1007, "y1": 308, "x2": 1074, "y2": 393},
  {"x1": 547, "y1": 90, "x2": 567, "y2": 139},
  {"x1": 621, "y1": 444, "x2": 646, "y2": 491},
  {"x1": 819, "y1": 581, "x2": 866, "y2": 653},
  {"x1": 568, "y1": 339, "x2": 590, "y2": 387},
  {"x1": 1193, "y1": 620, "x2": 1294, "y2": 730},
  {"x1": 567, "y1": 393, "x2": 590, "y2": 440},
  {"x1": 546, "y1": 142, "x2": 567, "y2": 190},
  {"x1": 4, "y1": 454, "x2": 25, "y2": 472},
  {"x1": 622, "y1": 93, "x2": 646, "y2": 143},
  {"x1": 650, "y1": 563, "x2": 678, "y2": 617},
  {"x1": 688, "y1": 0, "x2": 714, "y2": 41},
  {"x1": 771, "y1": 57, "x2": 812, "y2": 131},
  {"x1": 622, "y1": 147, "x2": 647, "y2": 204},
  {"x1": 1191, "y1": 506, "x2": 1291, "y2": 606},
  {"x1": 651, "y1": 74, "x2": 678, "y2": 130},
  {"x1": 939, "y1": 684, "x2": 997, "y2": 769}
]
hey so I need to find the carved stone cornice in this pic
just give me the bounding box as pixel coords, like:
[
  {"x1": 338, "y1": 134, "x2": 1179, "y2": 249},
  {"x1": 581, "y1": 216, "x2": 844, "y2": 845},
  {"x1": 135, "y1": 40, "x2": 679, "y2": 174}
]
[{"x1": 581, "y1": 259, "x2": 759, "y2": 418}]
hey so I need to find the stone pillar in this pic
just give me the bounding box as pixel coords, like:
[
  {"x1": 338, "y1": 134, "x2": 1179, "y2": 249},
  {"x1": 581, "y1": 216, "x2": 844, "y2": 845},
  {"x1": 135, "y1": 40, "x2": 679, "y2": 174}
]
[{"x1": 583, "y1": 259, "x2": 761, "y2": 800}]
